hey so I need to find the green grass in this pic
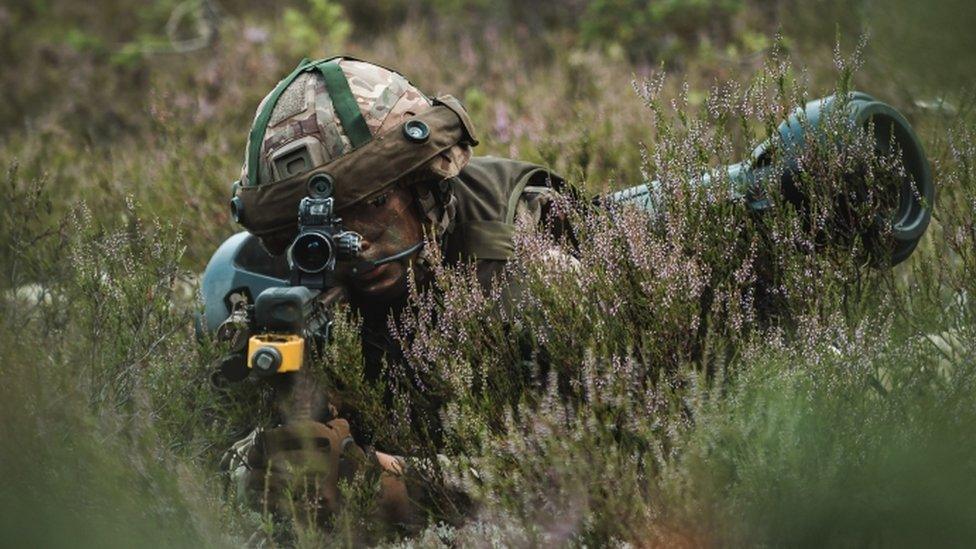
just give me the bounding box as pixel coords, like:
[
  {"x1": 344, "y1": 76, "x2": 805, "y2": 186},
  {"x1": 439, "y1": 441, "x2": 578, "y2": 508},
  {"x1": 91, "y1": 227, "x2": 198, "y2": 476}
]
[{"x1": 1, "y1": 1, "x2": 975, "y2": 546}]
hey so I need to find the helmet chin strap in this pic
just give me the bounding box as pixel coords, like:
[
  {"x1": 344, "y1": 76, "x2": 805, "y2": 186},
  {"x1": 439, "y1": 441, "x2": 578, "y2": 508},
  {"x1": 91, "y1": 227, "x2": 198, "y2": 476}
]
[{"x1": 349, "y1": 241, "x2": 425, "y2": 276}]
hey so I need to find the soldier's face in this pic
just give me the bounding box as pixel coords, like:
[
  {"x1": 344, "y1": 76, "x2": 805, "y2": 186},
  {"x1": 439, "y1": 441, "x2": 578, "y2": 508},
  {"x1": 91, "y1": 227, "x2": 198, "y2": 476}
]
[{"x1": 337, "y1": 186, "x2": 424, "y2": 299}]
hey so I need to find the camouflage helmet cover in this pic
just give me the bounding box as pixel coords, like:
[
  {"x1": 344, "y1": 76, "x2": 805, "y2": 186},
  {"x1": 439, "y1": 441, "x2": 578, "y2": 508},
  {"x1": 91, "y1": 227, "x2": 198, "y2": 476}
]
[{"x1": 240, "y1": 58, "x2": 472, "y2": 190}]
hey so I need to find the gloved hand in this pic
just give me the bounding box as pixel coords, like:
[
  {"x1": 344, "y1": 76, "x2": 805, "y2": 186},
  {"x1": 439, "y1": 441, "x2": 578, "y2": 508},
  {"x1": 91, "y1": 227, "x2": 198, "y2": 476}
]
[
  {"x1": 221, "y1": 418, "x2": 365, "y2": 520},
  {"x1": 221, "y1": 419, "x2": 456, "y2": 529}
]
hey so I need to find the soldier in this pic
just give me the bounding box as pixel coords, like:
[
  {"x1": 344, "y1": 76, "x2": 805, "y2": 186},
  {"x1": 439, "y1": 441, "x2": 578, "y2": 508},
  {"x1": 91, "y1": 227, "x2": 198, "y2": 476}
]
[
  {"x1": 211, "y1": 57, "x2": 935, "y2": 534},
  {"x1": 216, "y1": 56, "x2": 569, "y2": 529}
]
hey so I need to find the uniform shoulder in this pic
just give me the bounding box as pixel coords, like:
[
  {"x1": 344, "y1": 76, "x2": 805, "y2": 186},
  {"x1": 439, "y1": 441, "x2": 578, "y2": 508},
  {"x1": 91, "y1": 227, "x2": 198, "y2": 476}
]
[
  {"x1": 460, "y1": 156, "x2": 563, "y2": 190},
  {"x1": 444, "y1": 156, "x2": 567, "y2": 266},
  {"x1": 453, "y1": 156, "x2": 564, "y2": 224}
]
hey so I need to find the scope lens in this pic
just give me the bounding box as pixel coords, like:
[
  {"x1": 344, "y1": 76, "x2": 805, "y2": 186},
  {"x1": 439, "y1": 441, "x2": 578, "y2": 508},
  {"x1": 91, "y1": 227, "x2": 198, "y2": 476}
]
[
  {"x1": 307, "y1": 173, "x2": 334, "y2": 198},
  {"x1": 290, "y1": 232, "x2": 334, "y2": 273}
]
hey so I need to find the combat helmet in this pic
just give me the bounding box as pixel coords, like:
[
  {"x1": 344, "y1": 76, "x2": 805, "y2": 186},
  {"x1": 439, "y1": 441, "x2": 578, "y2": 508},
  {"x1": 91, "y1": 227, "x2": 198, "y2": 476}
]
[{"x1": 231, "y1": 57, "x2": 478, "y2": 255}]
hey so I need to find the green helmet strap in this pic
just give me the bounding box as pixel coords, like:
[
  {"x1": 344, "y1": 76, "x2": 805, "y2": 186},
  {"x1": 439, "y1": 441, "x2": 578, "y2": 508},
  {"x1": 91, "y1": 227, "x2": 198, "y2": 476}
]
[
  {"x1": 234, "y1": 97, "x2": 477, "y2": 251},
  {"x1": 246, "y1": 57, "x2": 312, "y2": 187},
  {"x1": 316, "y1": 60, "x2": 373, "y2": 150},
  {"x1": 245, "y1": 57, "x2": 373, "y2": 186}
]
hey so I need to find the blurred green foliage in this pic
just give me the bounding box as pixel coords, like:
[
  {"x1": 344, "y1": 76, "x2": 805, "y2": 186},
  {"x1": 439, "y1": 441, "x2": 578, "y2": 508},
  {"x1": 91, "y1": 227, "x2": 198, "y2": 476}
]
[
  {"x1": 0, "y1": 0, "x2": 974, "y2": 546},
  {"x1": 281, "y1": 0, "x2": 351, "y2": 58},
  {"x1": 580, "y1": 0, "x2": 745, "y2": 60}
]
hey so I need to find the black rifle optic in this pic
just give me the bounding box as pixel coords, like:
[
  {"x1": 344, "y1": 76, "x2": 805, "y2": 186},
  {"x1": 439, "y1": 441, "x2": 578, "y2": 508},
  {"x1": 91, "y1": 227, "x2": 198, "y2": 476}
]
[{"x1": 200, "y1": 174, "x2": 359, "y2": 383}]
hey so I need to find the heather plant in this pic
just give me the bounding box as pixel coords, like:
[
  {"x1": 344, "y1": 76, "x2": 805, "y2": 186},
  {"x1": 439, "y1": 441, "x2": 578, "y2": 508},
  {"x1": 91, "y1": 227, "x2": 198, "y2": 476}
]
[
  {"x1": 0, "y1": 173, "x2": 249, "y2": 546},
  {"x1": 1, "y1": 1, "x2": 975, "y2": 546},
  {"x1": 368, "y1": 43, "x2": 971, "y2": 545}
]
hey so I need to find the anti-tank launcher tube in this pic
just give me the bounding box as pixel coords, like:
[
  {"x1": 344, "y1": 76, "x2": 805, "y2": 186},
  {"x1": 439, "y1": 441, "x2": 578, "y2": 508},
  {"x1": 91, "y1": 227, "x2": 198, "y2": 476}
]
[{"x1": 608, "y1": 92, "x2": 934, "y2": 266}]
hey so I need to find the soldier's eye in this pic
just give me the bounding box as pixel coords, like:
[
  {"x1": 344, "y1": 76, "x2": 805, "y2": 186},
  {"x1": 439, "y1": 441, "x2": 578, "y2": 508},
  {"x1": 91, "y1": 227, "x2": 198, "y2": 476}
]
[{"x1": 367, "y1": 193, "x2": 390, "y2": 207}]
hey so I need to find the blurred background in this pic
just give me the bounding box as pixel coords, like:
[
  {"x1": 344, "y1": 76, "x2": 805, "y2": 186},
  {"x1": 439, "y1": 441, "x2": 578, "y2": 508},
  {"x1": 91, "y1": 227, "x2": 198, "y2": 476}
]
[
  {"x1": 2, "y1": 1, "x2": 975, "y2": 547},
  {"x1": 1, "y1": 0, "x2": 973, "y2": 265}
]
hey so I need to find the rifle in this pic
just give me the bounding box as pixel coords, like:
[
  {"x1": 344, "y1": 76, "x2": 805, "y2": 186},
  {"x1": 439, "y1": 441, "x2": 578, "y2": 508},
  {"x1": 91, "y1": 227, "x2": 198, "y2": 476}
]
[
  {"x1": 203, "y1": 173, "x2": 360, "y2": 380},
  {"x1": 202, "y1": 175, "x2": 370, "y2": 522}
]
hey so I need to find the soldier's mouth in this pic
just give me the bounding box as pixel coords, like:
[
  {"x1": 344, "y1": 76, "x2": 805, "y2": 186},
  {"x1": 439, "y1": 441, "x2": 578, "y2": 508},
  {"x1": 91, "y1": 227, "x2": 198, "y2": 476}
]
[{"x1": 353, "y1": 262, "x2": 392, "y2": 283}]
